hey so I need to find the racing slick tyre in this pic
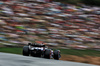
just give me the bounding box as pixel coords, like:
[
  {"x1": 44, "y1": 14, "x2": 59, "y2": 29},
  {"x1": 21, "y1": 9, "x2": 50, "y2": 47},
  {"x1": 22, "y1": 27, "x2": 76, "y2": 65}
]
[
  {"x1": 54, "y1": 50, "x2": 60, "y2": 60},
  {"x1": 44, "y1": 49, "x2": 51, "y2": 59},
  {"x1": 23, "y1": 46, "x2": 30, "y2": 56}
]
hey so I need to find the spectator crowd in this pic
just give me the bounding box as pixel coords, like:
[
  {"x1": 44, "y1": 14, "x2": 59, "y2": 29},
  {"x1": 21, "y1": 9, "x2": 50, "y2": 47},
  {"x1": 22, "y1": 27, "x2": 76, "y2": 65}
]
[{"x1": 0, "y1": 0, "x2": 100, "y2": 49}]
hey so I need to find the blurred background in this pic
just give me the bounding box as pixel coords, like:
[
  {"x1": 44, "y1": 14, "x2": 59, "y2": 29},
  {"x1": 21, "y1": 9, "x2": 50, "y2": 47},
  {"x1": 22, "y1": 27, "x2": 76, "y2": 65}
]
[{"x1": 0, "y1": 0, "x2": 100, "y2": 65}]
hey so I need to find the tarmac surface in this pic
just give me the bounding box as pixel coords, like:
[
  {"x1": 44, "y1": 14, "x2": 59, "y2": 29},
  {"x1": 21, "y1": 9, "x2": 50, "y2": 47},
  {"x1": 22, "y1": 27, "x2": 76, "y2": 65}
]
[{"x1": 0, "y1": 52, "x2": 98, "y2": 66}]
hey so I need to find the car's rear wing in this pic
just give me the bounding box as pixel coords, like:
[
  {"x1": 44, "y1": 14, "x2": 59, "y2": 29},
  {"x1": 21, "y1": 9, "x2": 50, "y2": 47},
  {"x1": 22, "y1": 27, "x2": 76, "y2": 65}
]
[{"x1": 28, "y1": 43, "x2": 45, "y2": 47}]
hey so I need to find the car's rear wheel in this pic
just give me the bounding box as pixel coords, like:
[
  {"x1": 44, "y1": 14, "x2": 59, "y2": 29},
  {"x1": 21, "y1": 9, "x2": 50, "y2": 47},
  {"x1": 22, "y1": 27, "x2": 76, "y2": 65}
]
[
  {"x1": 23, "y1": 46, "x2": 29, "y2": 56},
  {"x1": 44, "y1": 49, "x2": 51, "y2": 59},
  {"x1": 53, "y1": 50, "x2": 60, "y2": 60}
]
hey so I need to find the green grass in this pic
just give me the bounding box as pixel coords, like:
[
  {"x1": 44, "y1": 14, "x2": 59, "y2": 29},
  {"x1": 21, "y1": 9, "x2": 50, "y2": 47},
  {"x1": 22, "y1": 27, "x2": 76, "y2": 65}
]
[
  {"x1": 58, "y1": 49, "x2": 100, "y2": 57},
  {"x1": 0, "y1": 47, "x2": 100, "y2": 57},
  {"x1": 0, "y1": 47, "x2": 23, "y2": 55}
]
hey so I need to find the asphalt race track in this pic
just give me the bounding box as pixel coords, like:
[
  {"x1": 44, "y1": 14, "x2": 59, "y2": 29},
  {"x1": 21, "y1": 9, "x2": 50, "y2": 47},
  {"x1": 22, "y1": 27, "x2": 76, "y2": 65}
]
[{"x1": 0, "y1": 52, "x2": 98, "y2": 66}]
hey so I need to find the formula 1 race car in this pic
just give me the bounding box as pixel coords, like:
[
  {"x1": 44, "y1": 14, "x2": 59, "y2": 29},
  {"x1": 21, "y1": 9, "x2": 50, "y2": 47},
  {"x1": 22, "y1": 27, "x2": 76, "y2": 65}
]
[{"x1": 22, "y1": 43, "x2": 61, "y2": 60}]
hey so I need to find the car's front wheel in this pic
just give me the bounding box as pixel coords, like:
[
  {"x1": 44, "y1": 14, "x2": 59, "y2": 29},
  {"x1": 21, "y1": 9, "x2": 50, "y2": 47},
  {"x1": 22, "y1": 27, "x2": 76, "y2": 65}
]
[{"x1": 53, "y1": 50, "x2": 61, "y2": 60}]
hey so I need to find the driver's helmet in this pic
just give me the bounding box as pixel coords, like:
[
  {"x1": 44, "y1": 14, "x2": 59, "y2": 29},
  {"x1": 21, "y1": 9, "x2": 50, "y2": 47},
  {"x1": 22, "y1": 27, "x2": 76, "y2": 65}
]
[{"x1": 28, "y1": 43, "x2": 32, "y2": 45}]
